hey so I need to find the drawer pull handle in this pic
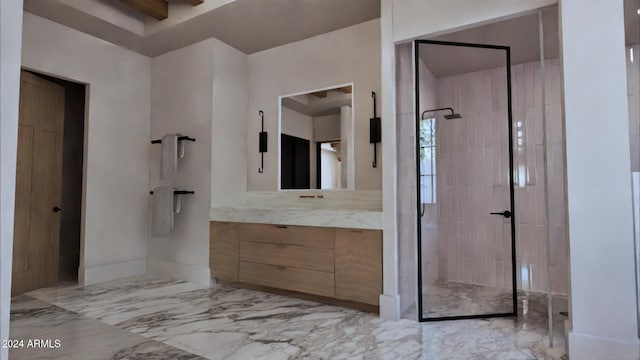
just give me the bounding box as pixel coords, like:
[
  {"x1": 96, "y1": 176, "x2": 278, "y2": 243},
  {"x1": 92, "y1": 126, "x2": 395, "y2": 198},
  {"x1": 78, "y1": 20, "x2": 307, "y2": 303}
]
[
  {"x1": 276, "y1": 225, "x2": 288, "y2": 229},
  {"x1": 351, "y1": 229, "x2": 363, "y2": 233},
  {"x1": 299, "y1": 195, "x2": 316, "y2": 199}
]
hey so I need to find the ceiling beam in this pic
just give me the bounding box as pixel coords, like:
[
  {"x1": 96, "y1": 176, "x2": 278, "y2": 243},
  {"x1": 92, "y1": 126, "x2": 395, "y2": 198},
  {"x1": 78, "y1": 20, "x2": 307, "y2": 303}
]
[
  {"x1": 119, "y1": 0, "x2": 168, "y2": 20},
  {"x1": 183, "y1": 0, "x2": 204, "y2": 5},
  {"x1": 338, "y1": 86, "x2": 352, "y2": 94},
  {"x1": 311, "y1": 91, "x2": 327, "y2": 98}
]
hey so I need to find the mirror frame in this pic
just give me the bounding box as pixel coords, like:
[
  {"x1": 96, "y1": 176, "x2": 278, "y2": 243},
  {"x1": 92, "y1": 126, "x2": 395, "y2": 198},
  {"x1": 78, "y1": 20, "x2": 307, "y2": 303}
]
[{"x1": 277, "y1": 82, "x2": 355, "y2": 191}]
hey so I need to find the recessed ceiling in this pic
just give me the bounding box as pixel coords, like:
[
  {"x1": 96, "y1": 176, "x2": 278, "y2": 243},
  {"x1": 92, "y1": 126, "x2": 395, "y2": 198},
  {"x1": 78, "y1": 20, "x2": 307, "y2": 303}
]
[
  {"x1": 23, "y1": 0, "x2": 381, "y2": 56},
  {"x1": 283, "y1": 88, "x2": 352, "y2": 117}
]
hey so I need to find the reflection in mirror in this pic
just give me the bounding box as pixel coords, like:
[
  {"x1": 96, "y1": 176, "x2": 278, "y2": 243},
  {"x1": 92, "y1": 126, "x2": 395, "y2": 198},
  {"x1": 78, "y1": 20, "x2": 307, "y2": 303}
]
[{"x1": 279, "y1": 85, "x2": 354, "y2": 190}]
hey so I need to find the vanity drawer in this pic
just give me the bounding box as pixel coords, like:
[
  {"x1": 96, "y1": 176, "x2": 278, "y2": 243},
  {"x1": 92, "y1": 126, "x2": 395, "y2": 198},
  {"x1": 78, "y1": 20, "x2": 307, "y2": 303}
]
[
  {"x1": 239, "y1": 241, "x2": 334, "y2": 273},
  {"x1": 239, "y1": 261, "x2": 335, "y2": 298},
  {"x1": 236, "y1": 223, "x2": 334, "y2": 249}
]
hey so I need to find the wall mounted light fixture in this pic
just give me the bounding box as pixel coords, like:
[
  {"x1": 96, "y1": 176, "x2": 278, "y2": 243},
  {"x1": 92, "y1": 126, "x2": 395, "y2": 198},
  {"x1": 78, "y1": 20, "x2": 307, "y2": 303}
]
[
  {"x1": 370, "y1": 92, "x2": 381, "y2": 168},
  {"x1": 258, "y1": 110, "x2": 267, "y2": 173}
]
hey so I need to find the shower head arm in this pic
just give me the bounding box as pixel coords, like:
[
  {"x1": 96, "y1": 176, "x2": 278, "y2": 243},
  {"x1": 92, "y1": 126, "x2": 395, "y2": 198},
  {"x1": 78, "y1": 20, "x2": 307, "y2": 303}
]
[{"x1": 421, "y1": 107, "x2": 455, "y2": 120}]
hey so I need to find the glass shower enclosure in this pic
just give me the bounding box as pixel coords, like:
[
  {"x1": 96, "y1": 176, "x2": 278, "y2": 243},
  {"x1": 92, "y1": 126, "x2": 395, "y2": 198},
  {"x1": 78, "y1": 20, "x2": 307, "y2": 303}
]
[{"x1": 415, "y1": 40, "x2": 517, "y2": 321}]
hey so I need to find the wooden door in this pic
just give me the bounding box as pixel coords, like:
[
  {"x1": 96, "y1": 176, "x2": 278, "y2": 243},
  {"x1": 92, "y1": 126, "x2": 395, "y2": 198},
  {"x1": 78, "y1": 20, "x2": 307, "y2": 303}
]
[{"x1": 12, "y1": 71, "x2": 65, "y2": 295}]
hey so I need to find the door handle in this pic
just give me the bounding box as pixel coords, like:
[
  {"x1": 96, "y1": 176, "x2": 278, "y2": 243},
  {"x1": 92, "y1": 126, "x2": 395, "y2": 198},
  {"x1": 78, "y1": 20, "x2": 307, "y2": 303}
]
[
  {"x1": 490, "y1": 210, "x2": 512, "y2": 218},
  {"x1": 52, "y1": 206, "x2": 61, "y2": 213}
]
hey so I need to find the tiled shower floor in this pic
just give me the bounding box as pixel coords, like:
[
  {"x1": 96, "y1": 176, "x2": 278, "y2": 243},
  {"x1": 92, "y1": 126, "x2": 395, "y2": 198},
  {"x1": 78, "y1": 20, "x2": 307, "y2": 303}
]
[
  {"x1": 419, "y1": 280, "x2": 568, "y2": 358},
  {"x1": 10, "y1": 276, "x2": 567, "y2": 359}
]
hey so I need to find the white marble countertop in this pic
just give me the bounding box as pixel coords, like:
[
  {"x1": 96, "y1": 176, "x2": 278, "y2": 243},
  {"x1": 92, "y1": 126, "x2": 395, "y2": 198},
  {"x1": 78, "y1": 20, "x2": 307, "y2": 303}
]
[{"x1": 209, "y1": 207, "x2": 383, "y2": 230}]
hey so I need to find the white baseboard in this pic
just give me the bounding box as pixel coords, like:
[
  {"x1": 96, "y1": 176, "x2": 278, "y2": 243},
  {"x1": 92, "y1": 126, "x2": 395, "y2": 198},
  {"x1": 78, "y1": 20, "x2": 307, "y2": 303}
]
[
  {"x1": 379, "y1": 293, "x2": 401, "y2": 321},
  {"x1": 146, "y1": 259, "x2": 211, "y2": 285},
  {"x1": 79, "y1": 259, "x2": 146, "y2": 286},
  {"x1": 568, "y1": 329, "x2": 640, "y2": 359}
]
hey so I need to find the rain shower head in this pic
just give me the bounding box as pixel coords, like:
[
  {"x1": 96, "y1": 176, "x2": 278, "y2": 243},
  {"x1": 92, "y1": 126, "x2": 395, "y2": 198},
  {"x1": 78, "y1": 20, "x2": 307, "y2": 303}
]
[{"x1": 421, "y1": 107, "x2": 462, "y2": 120}]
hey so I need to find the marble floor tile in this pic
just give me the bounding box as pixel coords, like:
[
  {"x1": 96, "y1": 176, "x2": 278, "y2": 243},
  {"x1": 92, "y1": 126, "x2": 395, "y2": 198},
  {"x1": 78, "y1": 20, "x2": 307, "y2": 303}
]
[
  {"x1": 9, "y1": 294, "x2": 204, "y2": 360},
  {"x1": 423, "y1": 281, "x2": 515, "y2": 318},
  {"x1": 12, "y1": 275, "x2": 567, "y2": 359}
]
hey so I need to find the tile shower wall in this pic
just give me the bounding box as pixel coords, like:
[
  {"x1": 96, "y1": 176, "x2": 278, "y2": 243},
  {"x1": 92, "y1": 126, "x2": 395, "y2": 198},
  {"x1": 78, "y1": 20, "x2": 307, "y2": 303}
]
[
  {"x1": 396, "y1": 42, "x2": 441, "y2": 316},
  {"x1": 434, "y1": 64, "x2": 513, "y2": 291},
  {"x1": 433, "y1": 59, "x2": 568, "y2": 294}
]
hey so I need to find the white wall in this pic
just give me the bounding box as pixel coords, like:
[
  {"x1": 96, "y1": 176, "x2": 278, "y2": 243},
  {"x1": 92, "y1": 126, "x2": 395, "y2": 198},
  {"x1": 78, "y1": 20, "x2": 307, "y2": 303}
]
[
  {"x1": 340, "y1": 105, "x2": 354, "y2": 190},
  {"x1": 561, "y1": 0, "x2": 639, "y2": 358},
  {"x1": 211, "y1": 39, "x2": 248, "y2": 208},
  {"x1": 320, "y1": 145, "x2": 341, "y2": 189},
  {"x1": 313, "y1": 114, "x2": 341, "y2": 142},
  {"x1": 282, "y1": 107, "x2": 313, "y2": 140},
  {"x1": 395, "y1": 43, "x2": 418, "y2": 317},
  {"x1": 247, "y1": 19, "x2": 381, "y2": 191},
  {"x1": 149, "y1": 39, "x2": 214, "y2": 284},
  {"x1": 149, "y1": 37, "x2": 248, "y2": 283},
  {"x1": 0, "y1": 1, "x2": 24, "y2": 358},
  {"x1": 21, "y1": 13, "x2": 151, "y2": 285},
  {"x1": 379, "y1": 0, "x2": 400, "y2": 320},
  {"x1": 391, "y1": 0, "x2": 557, "y2": 43}
]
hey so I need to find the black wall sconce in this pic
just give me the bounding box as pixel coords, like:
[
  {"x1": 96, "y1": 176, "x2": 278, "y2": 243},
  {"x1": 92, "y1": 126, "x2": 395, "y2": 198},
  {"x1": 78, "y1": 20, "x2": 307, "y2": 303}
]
[
  {"x1": 370, "y1": 92, "x2": 381, "y2": 168},
  {"x1": 258, "y1": 110, "x2": 267, "y2": 173}
]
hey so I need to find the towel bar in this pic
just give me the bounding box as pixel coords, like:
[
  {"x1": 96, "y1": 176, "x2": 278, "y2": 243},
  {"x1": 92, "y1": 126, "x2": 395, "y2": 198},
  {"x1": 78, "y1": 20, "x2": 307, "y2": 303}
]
[
  {"x1": 151, "y1": 136, "x2": 196, "y2": 144},
  {"x1": 149, "y1": 190, "x2": 195, "y2": 195}
]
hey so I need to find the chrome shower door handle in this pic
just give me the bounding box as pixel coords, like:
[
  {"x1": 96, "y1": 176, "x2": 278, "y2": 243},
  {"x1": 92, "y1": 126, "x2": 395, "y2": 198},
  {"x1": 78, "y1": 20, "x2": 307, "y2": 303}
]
[{"x1": 490, "y1": 210, "x2": 512, "y2": 218}]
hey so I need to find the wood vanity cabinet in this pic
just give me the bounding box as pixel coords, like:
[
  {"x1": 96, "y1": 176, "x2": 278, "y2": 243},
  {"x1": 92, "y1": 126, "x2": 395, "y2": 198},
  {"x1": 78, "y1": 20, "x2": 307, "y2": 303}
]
[
  {"x1": 334, "y1": 228, "x2": 383, "y2": 305},
  {"x1": 209, "y1": 221, "x2": 382, "y2": 306},
  {"x1": 209, "y1": 222, "x2": 238, "y2": 282},
  {"x1": 237, "y1": 223, "x2": 335, "y2": 298}
]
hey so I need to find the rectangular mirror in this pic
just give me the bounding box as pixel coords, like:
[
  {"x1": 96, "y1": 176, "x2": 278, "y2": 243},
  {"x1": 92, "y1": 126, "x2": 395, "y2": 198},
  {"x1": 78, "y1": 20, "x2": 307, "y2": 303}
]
[{"x1": 279, "y1": 84, "x2": 354, "y2": 190}]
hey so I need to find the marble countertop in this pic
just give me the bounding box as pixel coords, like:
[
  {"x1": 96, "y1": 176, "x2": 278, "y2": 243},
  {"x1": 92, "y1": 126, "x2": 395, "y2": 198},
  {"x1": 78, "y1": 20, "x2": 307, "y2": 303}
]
[{"x1": 209, "y1": 207, "x2": 383, "y2": 230}]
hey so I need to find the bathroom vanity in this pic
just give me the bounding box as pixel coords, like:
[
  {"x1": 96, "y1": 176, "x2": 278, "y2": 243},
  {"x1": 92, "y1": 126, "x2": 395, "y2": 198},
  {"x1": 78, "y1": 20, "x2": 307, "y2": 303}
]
[
  {"x1": 209, "y1": 191, "x2": 383, "y2": 309},
  {"x1": 209, "y1": 79, "x2": 383, "y2": 310}
]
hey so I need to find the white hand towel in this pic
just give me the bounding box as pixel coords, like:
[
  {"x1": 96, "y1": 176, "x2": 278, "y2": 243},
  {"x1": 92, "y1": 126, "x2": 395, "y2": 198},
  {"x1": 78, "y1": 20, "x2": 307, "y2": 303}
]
[
  {"x1": 151, "y1": 186, "x2": 174, "y2": 238},
  {"x1": 160, "y1": 134, "x2": 180, "y2": 180}
]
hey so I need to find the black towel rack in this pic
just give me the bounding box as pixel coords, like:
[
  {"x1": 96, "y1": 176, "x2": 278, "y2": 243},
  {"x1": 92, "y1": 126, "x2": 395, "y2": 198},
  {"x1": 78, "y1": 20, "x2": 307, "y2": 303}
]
[
  {"x1": 149, "y1": 190, "x2": 195, "y2": 195},
  {"x1": 150, "y1": 136, "x2": 196, "y2": 144}
]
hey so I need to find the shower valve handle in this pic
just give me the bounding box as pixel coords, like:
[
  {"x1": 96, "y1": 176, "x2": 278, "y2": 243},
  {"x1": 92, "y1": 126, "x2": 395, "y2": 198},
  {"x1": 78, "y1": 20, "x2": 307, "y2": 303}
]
[{"x1": 490, "y1": 210, "x2": 512, "y2": 218}]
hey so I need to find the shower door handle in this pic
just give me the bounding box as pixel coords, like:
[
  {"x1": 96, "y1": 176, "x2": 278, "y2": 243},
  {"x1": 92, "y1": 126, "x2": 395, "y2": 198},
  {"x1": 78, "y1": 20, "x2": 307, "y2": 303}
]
[{"x1": 490, "y1": 210, "x2": 512, "y2": 218}]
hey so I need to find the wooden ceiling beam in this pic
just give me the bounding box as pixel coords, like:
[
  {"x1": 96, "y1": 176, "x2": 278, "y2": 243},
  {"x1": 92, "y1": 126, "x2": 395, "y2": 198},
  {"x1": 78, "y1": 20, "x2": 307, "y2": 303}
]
[
  {"x1": 119, "y1": 0, "x2": 168, "y2": 20},
  {"x1": 311, "y1": 91, "x2": 327, "y2": 98},
  {"x1": 338, "y1": 86, "x2": 352, "y2": 94}
]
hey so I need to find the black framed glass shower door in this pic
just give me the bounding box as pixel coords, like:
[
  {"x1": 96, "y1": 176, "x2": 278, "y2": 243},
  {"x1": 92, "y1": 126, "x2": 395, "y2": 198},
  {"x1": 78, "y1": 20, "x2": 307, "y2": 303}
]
[{"x1": 415, "y1": 40, "x2": 517, "y2": 321}]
